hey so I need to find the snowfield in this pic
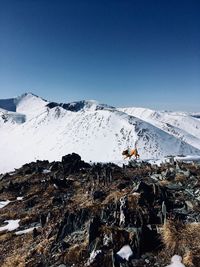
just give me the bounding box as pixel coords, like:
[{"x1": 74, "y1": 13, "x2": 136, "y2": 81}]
[
  {"x1": 0, "y1": 219, "x2": 20, "y2": 232},
  {"x1": 0, "y1": 93, "x2": 200, "y2": 173},
  {"x1": 0, "y1": 200, "x2": 11, "y2": 209}
]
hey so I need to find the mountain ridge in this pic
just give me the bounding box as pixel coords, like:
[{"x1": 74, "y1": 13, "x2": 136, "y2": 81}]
[{"x1": 0, "y1": 93, "x2": 200, "y2": 173}]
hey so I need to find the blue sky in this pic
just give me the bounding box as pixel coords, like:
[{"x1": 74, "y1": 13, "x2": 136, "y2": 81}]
[{"x1": 0, "y1": 0, "x2": 199, "y2": 111}]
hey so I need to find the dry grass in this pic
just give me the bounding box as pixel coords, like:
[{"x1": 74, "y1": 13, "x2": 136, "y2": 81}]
[
  {"x1": 20, "y1": 214, "x2": 38, "y2": 226},
  {"x1": 158, "y1": 179, "x2": 171, "y2": 186},
  {"x1": 162, "y1": 220, "x2": 182, "y2": 252},
  {"x1": 103, "y1": 191, "x2": 127, "y2": 205},
  {"x1": 64, "y1": 241, "x2": 88, "y2": 264},
  {"x1": 2, "y1": 254, "x2": 26, "y2": 267},
  {"x1": 161, "y1": 220, "x2": 200, "y2": 266},
  {"x1": 36, "y1": 238, "x2": 52, "y2": 255},
  {"x1": 0, "y1": 208, "x2": 21, "y2": 221},
  {"x1": 0, "y1": 232, "x2": 35, "y2": 267},
  {"x1": 175, "y1": 173, "x2": 187, "y2": 182},
  {"x1": 0, "y1": 232, "x2": 13, "y2": 242},
  {"x1": 102, "y1": 191, "x2": 139, "y2": 213},
  {"x1": 127, "y1": 192, "x2": 140, "y2": 210},
  {"x1": 183, "y1": 251, "x2": 194, "y2": 267},
  {"x1": 72, "y1": 192, "x2": 93, "y2": 210}
]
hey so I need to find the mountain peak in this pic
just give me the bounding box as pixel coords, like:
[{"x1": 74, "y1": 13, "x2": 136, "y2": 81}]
[
  {"x1": 16, "y1": 92, "x2": 46, "y2": 103},
  {"x1": 18, "y1": 92, "x2": 38, "y2": 98},
  {"x1": 15, "y1": 93, "x2": 48, "y2": 119},
  {"x1": 0, "y1": 92, "x2": 46, "y2": 112}
]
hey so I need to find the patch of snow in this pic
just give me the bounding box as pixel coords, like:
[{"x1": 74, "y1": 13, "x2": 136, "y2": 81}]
[
  {"x1": 0, "y1": 200, "x2": 11, "y2": 209},
  {"x1": 175, "y1": 155, "x2": 200, "y2": 162},
  {"x1": 116, "y1": 245, "x2": 133, "y2": 261},
  {"x1": 165, "y1": 255, "x2": 185, "y2": 267},
  {"x1": 17, "y1": 197, "x2": 23, "y2": 200},
  {"x1": 42, "y1": 169, "x2": 51, "y2": 174},
  {"x1": 146, "y1": 158, "x2": 165, "y2": 166},
  {"x1": 0, "y1": 219, "x2": 20, "y2": 232},
  {"x1": 15, "y1": 226, "x2": 39, "y2": 235}
]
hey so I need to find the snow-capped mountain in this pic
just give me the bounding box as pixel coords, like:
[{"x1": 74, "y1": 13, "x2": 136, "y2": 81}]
[{"x1": 0, "y1": 93, "x2": 200, "y2": 173}]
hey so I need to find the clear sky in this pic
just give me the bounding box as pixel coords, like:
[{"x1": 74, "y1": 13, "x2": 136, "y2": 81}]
[{"x1": 0, "y1": 0, "x2": 199, "y2": 111}]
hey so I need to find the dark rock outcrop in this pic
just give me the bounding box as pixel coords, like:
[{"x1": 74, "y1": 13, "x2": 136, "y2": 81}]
[{"x1": 0, "y1": 154, "x2": 200, "y2": 266}]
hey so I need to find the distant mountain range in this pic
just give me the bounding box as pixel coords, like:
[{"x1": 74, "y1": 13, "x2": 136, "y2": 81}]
[{"x1": 0, "y1": 93, "x2": 200, "y2": 173}]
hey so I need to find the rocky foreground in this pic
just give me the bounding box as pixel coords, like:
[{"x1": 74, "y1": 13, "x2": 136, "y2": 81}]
[{"x1": 0, "y1": 154, "x2": 200, "y2": 267}]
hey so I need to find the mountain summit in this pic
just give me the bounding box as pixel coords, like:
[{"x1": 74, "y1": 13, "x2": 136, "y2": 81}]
[{"x1": 0, "y1": 93, "x2": 200, "y2": 173}]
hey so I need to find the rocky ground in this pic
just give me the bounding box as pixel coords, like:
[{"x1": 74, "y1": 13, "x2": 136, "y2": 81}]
[{"x1": 0, "y1": 153, "x2": 200, "y2": 267}]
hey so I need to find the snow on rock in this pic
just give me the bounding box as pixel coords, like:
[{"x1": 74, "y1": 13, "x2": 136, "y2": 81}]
[
  {"x1": 119, "y1": 196, "x2": 127, "y2": 227},
  {"x1": 17, "y1": 197, "x2": 23, "y2": 200},
  {"x1": 165, "y1": 255, "x2": 185, "y2": 267},
  {"x1": 0, "y1": 219, "x2": 20, "y2": 232},
  {"x1": 0, "y1": 200, "x2": 11, "y2": 209},
  {"x1": 116, "y1": 245, "x2": 133, "y2": 261},
  {"x1": 87, "y1": 249, "x2": 102, "y2": 265}
]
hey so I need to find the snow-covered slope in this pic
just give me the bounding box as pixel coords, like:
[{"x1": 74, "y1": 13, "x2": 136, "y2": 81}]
[
  {"x1": 119, "y1": 107, "x2": 200, "y2": 150},
  {"x1": 0, "y1": 93, "x2": 200, "y2": 173}
]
